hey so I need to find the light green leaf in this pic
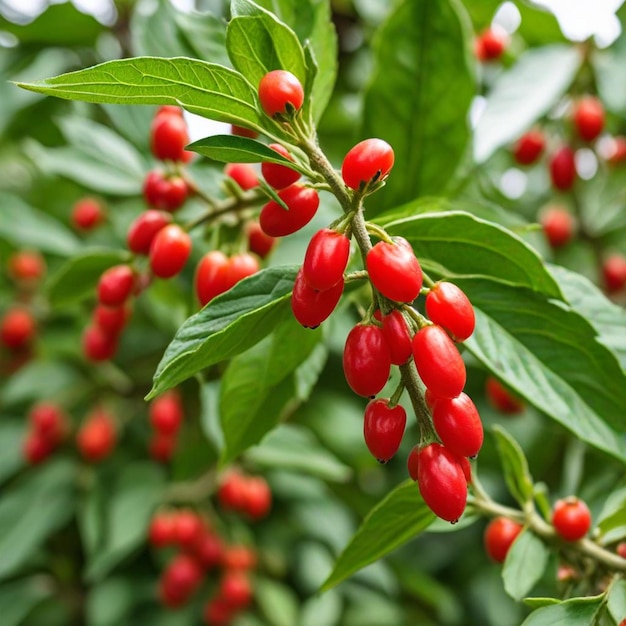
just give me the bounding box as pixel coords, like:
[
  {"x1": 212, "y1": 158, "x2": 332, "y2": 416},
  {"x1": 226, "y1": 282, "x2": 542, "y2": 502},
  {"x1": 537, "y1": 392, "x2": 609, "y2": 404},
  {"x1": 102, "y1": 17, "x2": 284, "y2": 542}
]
[
  {"x1": 0, "y1": 577, "x2": 52, "y2": 626},
  {"x1": 607, "y1": 579, "x2": 626, "y2": 624},
  {"x1": 255, "y1": 577, "x2": 300, "y2": 626},
  {"x1": 520, "y1": 595, "x2": 603, "y2": 625},
  {"x1": 595, "y1": 29, "x2": 626, "y2": 115},
  {"x1": 0, "y1": 422, "x2": 25, "y2": 485},
  {"x1": 492, "y1": 426, "x2": 534, "y2": 508},
  {"x1": 87, "y1": 577, "x2": 136, "y2": 626},
  {"x1": 503, "y1": 530, "x2": 549, "y2": 601}
]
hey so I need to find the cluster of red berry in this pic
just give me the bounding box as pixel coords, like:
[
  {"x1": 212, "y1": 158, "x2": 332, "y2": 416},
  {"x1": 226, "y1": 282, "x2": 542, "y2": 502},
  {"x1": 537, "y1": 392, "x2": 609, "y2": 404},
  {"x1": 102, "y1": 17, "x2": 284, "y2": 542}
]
[
  {"x1": 22, "y1": 402, "x2": 68, "y2": 464},
  {"x1": 217, "y1": 470, "x2": 272, "y2": 520},
  {"x1": 148, "y1": 389, "x2": 184, "y2": 463}
]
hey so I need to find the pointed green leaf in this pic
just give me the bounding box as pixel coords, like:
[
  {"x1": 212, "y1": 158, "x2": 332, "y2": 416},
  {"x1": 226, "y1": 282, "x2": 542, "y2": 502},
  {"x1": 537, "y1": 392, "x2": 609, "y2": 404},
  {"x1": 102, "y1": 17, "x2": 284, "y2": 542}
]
[
  {"x1": 607, "y1": 579, "x2": 626, "y2": 624},
  {"x1": 321, "y1": 480, "x2": 435, "y2": 591},
  {"x1": 492, "y1": 426, "x2": 534, "y2": 508},
  {"x1": 503, "y1": 530, "x2": 549, "y2": 601},
  {"x1": 520, "y1": 595, "x2": 603, "y2": 625},
  {"x1": 148, "y1": 266, "x2": 299, "y2": 399}
]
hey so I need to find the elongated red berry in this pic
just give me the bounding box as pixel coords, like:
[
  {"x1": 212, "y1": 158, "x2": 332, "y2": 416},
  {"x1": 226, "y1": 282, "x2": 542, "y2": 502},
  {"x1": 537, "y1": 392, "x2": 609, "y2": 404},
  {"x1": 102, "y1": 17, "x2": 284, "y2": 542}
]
[
  {"x1": 224, "y1": 163, "x2": 259, "y2": 190},
  {"x1": 150, "y1": 389, "x2": 184, "y2": 435},
  {"x1": 97, "y1": 265, "x2": 135, "y2": 307},
  {"x1": 291, "y1": 267, "x2": 343, "y2": 328},
  {"x1": 513, "y1": 130, "x2": 545, "y2": 165},
  {"x1": 258, "y1": 70, "x2": 304, "y2": 117},
  {"x1": 552, "y1": 497, "x2": 592, "y2": 542},
  {"x1": 432, "y1": 393, "x2": 483, "y2": 458},
  {"x1": 246, "y1": 221, "x2": 276, "y2": 259},
  {"x1": 219, "y1": 571, "x2": 253, "y2": 609},
  {"x1": 484, "y1": 517, "x2": 523, "y2": 563},
  {"x1": 223, "y1": 253, "x2": 259, "y2": 291},
  {"x1": 127, "y1": 210, "x2": 172, "y2": 255},
  {"x1": 151, "y1": 113, "x2": 189, "y2": 161},
  {"x1": 149, "y1": 224, "x2": 192, "y2": 278},
  {"x1": 341, "y1": 138, "x2": 394, "y2": 190},
  {"x1": 82, "y1": 324, "x2": 118, "y2": 361},
  {"x1": 262, "y1": 144, "x2": 300, "y2": 189},
  {"x1": 425, "y1": 281, "x2": 475, "y2": 342},
  {"x1": 259, "y1": 184, "x2": 319, "y2": 237},
  {"x1": 143, "y1": 171, "x2": 188, "y2": 212},
  {"x1": 573, "y1": 96, "x2": 604, "y2": 142},
  {"x1": 303, "y1": 228, "x2": 351, "y2": 291},
  {"x1": 374, "y1": 309, "x2": 412, "y2": 365},
  {"x1": 412, "y1": 325, "x2": 466, "y2": 398},
  {"x1": 602, "y1": 254, "x2": 626, "y2": 293},
  {"x1": 196, "y1": 251, "x2": 230, "y2": 306},
  {"x1": 485, "y1": 377, "x2": 524, "y2": 414},
  {"x1": 343, "y1": 324, "x2": 391, "y2": 397},
  {"x1": 363, "y1": 399, "x2": 406, "y2": 463},
  {"x1": 76, "y1": 408, "x2": 116, "y2": 462},
  {"x1": 231, "y1": 124, "x2": 258, "y2": 138},
  {"x1": 159, "y1": 553, "x2": 203, "y2": 607},
  {"x1": 29, "y1": 402, "x2": 67, "y2": 445},
  {"x1": 549, "y1": 146, "x2": 577, "y2": 191}
]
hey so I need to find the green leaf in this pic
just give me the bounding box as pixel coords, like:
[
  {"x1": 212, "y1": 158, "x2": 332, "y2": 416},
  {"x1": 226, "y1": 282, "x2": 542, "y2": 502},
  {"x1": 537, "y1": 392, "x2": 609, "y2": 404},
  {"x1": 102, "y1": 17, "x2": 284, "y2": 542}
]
[
  {"x1": 85, "y1": 463, "x2": 165, "y2": 582},
  {"x1": 0, "y1": 192, "x2": 80, "y2": 256},
  {"x1": 380, "y1": 210, "x2": 560, "y2": 296},
  {"x1": 607, "y1": 579, "x2": 626, "y2": 624},
  {"x1": 0, "y1": 422, "x2": 25, "y2": 485},
  {"x1": 187, "y1": 134, "x2": 296, "y2": 167},
  {"x1": 523, "y1": 598, "x2": 562, "y2": 609},
  {"x1": 362, "y1": 0, "x2": 474, "y2": 204},
  {"x1": 321, "y1": 480, "x2": 435, "y2": 591},
  {"x1": 492, "y1": 426, "x2": 534, "y2": 508},
  {"x1": 595, "y1": 29, "x2": 626, "y2": 115},
  {"x1": 86, "y1": 577, "x2": 136, "y2": 626},
  {"x1": 596, "y1": 487, "x2": 626, "y2": 542},
  {"x1": 0, "y1": 459, "x2": 76, "y2": 580},
  {"x1": 16, "y1": 57, "x2": 266, "y2": 133},
  {"x1": 474, "y1": 45, "x2": 581, "y2": 163},
  {"x1": 148, "y1": 266, "x2": 299, "y2": 399},
  {"x1": 502, "y1": 530, "x2": 549, "y2": 601},
  {"x1": 520, "y1": 595, "x2": 603, "y2": 625},
  {"x1": 47, "y1": 249, "x2": 132, "y2": 307},
  {"x1": 0, "y1": 577, "x2": 52, "y2": 626},
  {"x1": 461, "y1": 279, "x2": 626, "y2": 462},
  {"x1": 254, "y1": 577, "x2": 300, "y2": 626}
]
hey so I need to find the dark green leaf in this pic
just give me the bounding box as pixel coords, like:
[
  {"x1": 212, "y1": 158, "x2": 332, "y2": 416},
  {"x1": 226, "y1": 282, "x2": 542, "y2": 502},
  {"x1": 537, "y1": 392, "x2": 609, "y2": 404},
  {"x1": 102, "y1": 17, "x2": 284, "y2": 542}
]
[
  {"x1": 363, "y1": 0, "x2": 474, "y2": 203},
  {"x1": 474, "y1": 45, "x2": 580, "y2": 163},
  {"x1": 321, "y1": 480, "x2": 435, "y2": 591},
  {"x1": 520, "y1": 595, "x2": 603, "y2": 625},
  {"x1": 86, "y1": 577, "x2": 136, "y2": 626},
  {"x1": 492, "y1": 426, "x2": 534, "y2": 508},
  {"x1": 503, "y1": 530, "x2": 549, "y2": 601},
  {"x1": 0, "y1": 422, "x2": 25, "y2": 485},
  {"x1": 607, "y1": 579, "x2": 626, "y2": 624},
  {"x1": 148, "y1": 266, "x2": 299, "y2": 399},
  {"x1": 0, "y1": 577, "x2": 52, "y2": 626}
]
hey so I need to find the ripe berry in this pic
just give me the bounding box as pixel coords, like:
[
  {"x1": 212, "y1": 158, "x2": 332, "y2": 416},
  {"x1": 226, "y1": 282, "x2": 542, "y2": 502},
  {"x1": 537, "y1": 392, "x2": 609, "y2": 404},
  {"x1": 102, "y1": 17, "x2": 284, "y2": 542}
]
[
  {"x1": 231, "y1": 124, "x2": 258, "y2": 139},
  {"x1": 573, "y1": 96, "x2": 605, "y2": 142},
  {"x1": 374, "y1": 309, "x2": 412, "y2": 365},
  {"x1": 159, "y1": 554, "x2": 203, "y2": 607},
  {"x1": 223, "y1": 253, "x2": 260, "y2": 291},
  {"x1": 224, "y1": 163, "x2": 258, "y2": 190},
  {"x1": 221, "y1": 545, "x2": 257, "y2": 571},
  {"x1": 0, "y1": 308, "x2": 36, "y2": 350},
  {"x1": 29, "y1": 402, "x2": 67, "y2": 444},
  {"x1": 173, "y1": 510, "x2": 205, "y2": 549},
  {"x1": 195, "y1": 251, "x2": 230, "y2": 306},
  {"x1": 149, "y1": 389, "x2": 184, "y2": 435},
  {"x1": 606, "y1": 136, "x2": 626, "y2": 165},
  {"x1": 219, "y1": 571, "x2": 252, "y2": 609},
  {"x1": 258, "y1": 70, "x2": 304, "y2": 117},
  {"x1": 484, "y1": 517, "x2": 523, "y2": 563},
  {"x1": 203, "y1": 597, "x2": 234, "y2": 625},
  {"x1": 432, "y1": 393, "x2": 484, "y2": 458},
  {"x1": 242, "y1": 476, "x2": 272, "y2": 520},
  {"x1": 143, "y1": 170, "x2": 189, "y2": 212},
  {"x1": 412, "y1": 325, "x2": 466, "y2": 398},
  {"x1": 303, "y1": 228, "x2": 351, "y2": 291},
  {"x1": 151, "y1": 112, "x2": 189, "y2": 161},
  {"x1": 259, "y1": 184, "x2": 320, "y2": 237},
  {"x1": 149, "y1": 224, "x2": 192, "y2": 279},
  {"x1": 417, "y1": 443, "x2": 467, "y2": 522},
  {"x1": 194, "y1": 531, "x2": 224, "y2": 570},
  {"x1": 8, "y1": 250, "x2": 45, "y2": 284},
  {"x1": 343, "y1": 324, "x2": 391, "y2": 397},
  {"x1": 291, "y1": 267, "x2": 343, "y2": 328},
  {"x1": 149, "y1": 512, "x2": 176, "y2": 547},
  {"x1": 261, "y1": 144, "x2": 300, "y2": 189},
  {"x1": 82, "y1": 324, "x2": 118, "y2": 361},
  {"x1": 149, "y1": 432, "x2": 177, "y2": 463},
  {"x1": 93, "y1": 304, "x2": 132, "y2": 337},
  {"x1": 540, "y1": 206, "x2": 576, "y2": 248},
  {"x1": 485, "y1": 377, "x2": 524, "y2": 414},
  {"x1": 602, "y1": 254, "x2": 626, "y2": 293},
  {"x1": 475, "y1": 27, "x2": 507, "y2": 61},
  {"x1": 363, "y1": 399, "x2": 407, "y2": 463},
  {"x1": 617, "y1": 542, "x2": 626, "y2": 559},
  {"x1": 156, "y1": 105, "x2": 183, "y2": 119},
  {"x1": 425, "y1": 281, "x2": 475, "y2": 342},
  {"x1": 127, "y1": 210, "x2": 172, "y2": 255},
  {"x1": 218, "y1": 471, "x2": 248, "y2": 512},
  {"x1": 246, "y1": 221, "x2": 276, "y2": 259},
  {"x1": 23, "y1": 432, "x2": 55, "y2": 465},
  {"x1": 72, "y1": 198, "x2": 104, "y2": 231},
  {"x1": 552, "y1": 497, "x2": 592, "y2": 542},
  {"x1": 549, "y1": 146, "x2": 577, "y2": 191},
  {"x1": 97, "y1": 264, "x2": 135, "y2": 307},
  {"x1": 76, "y1": 408, "x2": 116, "y2": 462},
  {"x1": 513, "y1": 130, "x2": 545, "y2": 165},
  {"x1": 341, "y1": 138, "x2": 394, "y2": 190},
  {"x1": 407, "y1": 445, "x2": 420, "y2": 481}
]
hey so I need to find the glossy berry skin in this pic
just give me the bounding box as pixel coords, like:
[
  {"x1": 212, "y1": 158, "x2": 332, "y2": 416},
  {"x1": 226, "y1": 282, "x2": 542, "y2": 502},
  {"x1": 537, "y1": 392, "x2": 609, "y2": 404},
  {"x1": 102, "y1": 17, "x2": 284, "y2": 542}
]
[
  {"x1": 573, "y1": 96, "x2": 604, "y2": 142},
  {"x1": 485, "y1": 377, "x2": 524, "y2": 414},
  {"x1": 242, "y1": 476, "x2": 272, "y2": 520},
  {"x1": 262, "y1": 144, "x2": 300, "y2": 189},
  {"x1": 149, "y1": 224, "x2": 192, "y2": 279},
  {"x1": 8, "y1": 251, "x2": 45, "y2": 283},
  {"x1": 72, "y1": 198, "x2": 104, "y2": 231},
  {"x1": 219, "y1": 571, "x2": 252, "y2": 609},
  {"x1": 475, "y1": 27, "x2": 507, "y2": 61},
  {"x1": 1, "y1": 308, "x2": 36, "y2": 350},
  {"x1": 303, "y1": 228, "x2": 351, "y2": 291},
  {"x1": 484, "y1": 517, "x2": 523, "y2": 563},
  {"x1": 259, "y1": 184, "x2": 320, "y2": 237},
  {"x1": 223, "y1": 253, "x2": 260, "y2": 290},
  {"x1": 291, "y1": 268, "x2": 343, "y2": 328},
  {"x1": 602, "y1": 254, "x2": 626, "y2": 293},
  {"x1": 196, "y1": 251, "x2": 229, "y2": 306},
  {"x1": 224, "y1": 163, "x2": 259, "y2": 190},
  {"x1": 412, "y1": 325, "x2": 466, "y2": 398},
  {"x1": 150, "y1": 390, "x2": 184, "y2": 435},
  {"x1": 374, "y1": 309, "x2": 412, "y2": 365},
  {"x1": 246, "y1": 221, "x2": 276, "y2": 259},
  {"x1": 127, "y1": 210, "x2": 172, "y2": 255},
  {"x1": 151, "y1": 112, "x2": 189, "y2": 161},
  {"x1": 341, "y1": 138, "x2": 394, "y2": 190},
  {"x1": 343, "y1": 324, "x2": 391, "y2": 398},
  {"x1": 425, "y1": 281, "x2": 475, "y2": 342},
  {"x1": 76, "y1": 409, "x2": 116, "y2": 462},
  {"x1": 82, "y1": 325, "x2": 118, "y2": 361},
  {"x1": 549, "y1": 147, "x2": 577, "y2": 191},
  {"x1": 417, "y1": 443, "x2": 467, "y2": 522},
  {"x1": 513, "y1": 130, "x2": 545, "y2": 165},
  {"x1": 258, "y1": 70, "x2": 304, "y2": 117},
  {"x1": 432, "y1": 393, "x2": 483, "y2": 458},
  {"x1": 363, "y1": 399, "x2": 407, "y2": 463},
  {"x1": 143, "y1": 171, "x2": 189, "y2": 212},
  {"x1": 97, "y1": 265, "x2": 135, "y2": 307},
  {"x1": 174, "y1": 510, "x2": 205, "y2": 549},
  {"x1": 552, "y1": 497, "x2": 592, "y2": 542},
  {"x1": 407, "y1": 445, "x2": 420, "y2": 481},
  {"x1": 367, "y1": 237, "x2": 422, "y2": 303},
  {"x1": 540, "y1": 206, "x2": 576, "y2": 248},
  {"x1": 149, "y1": 512, "x2": 176, "y2": 548}
]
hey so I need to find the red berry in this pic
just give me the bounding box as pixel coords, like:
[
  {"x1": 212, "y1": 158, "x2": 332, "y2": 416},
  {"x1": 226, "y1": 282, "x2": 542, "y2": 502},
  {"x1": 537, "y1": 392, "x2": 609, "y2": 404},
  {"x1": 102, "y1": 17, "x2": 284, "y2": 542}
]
[
  {"x1": 231, "y1": 124, "x2": 258, "y2": 139},
  {"x1": 82, "y1": 324, "x2": 118, "y2": 361},
  {"x1": 459, "y1": 456, "x2": 472, "y2": 483},
  {"x1": 149, "y1": 389, "x2": 184, "y2": 435},
  {"x1": 424, "y1": 388, "x2": 441, "y2": 411},
  {"x1": 156, "y1": 105, "x2": 183, "y2": 119},
  {"x1": 224, "y1": 163, "x2": 258, "y2": 190},
  {"x1": 261, "y1": 144, "x2": 300, "y2": 189},
  {"x1": 259, "y1": 184, "x2": 320, "y2": 237},
  {"x1": 29, "y1": 402, "x2": 67, "y2": 444},
  {"x1": 366, "y1": 237, "x2": 422, "y2": 303},
  {"x1": 173, "y1": 510, "x2": 205, "y2": 550},
  {"x1": 432, "y1": 393, "x2": 484, "y2": 458},
  {"x1": 341, "y1": 138, "x2": 394, "y2": 190},
  {"x1": 374, "y1": 309, "x2": 412, "y2": 365},
  {"x1": 143, "y1": 171, "x2": 189, "y2": 212},
  {"x1": 343, "y1": 324, "x2": 391, "y2": 397},
  {"x1": 8, "y1": 250, "x2": 45, "y2": 283},
  {"x1": 194, "y1": 531, "x2": 224, "y2": 570},
  {"x1": 617, "y1": 542, "x2": 626, "y2": 559},
  {"x1": 607, "y1": 136, "x2": 626, "y2": 165},
  {"x1": 72, "y1": 198, "x2": 104, "y2": 231},
  {"x1": 218, "y1": 471, "x2": 248, "y2": 512},
  {"x1": 127, "y1": 210, "x2": 172, "y2": 255},
  {"x1": 159, "y1": 553, "x2": 203, "y2": 607},
  {"x1": 540, "y1": 206, "x2": 576, "y2": 248},
  {"x1": 97, "y1": 264, "x2": 135, "y2": 307},
  {"x1": 246, "y1": 221, "x2": 276, "y2": 259},
  {"x1": 363, "y1": 399, "x2": 407, "y2": 463},
  {"x1": 76, "y1": 408, "x2": 116, "y2": 462},
  {"x1": 221, "y1": 545, "x2": 257, "y2": 571},
  {"x1": 149, "y1": 432, "x2": 177, "y2": 463},
  {"x1": 425, "y1": 281, "x2": 475, "y2": 342},
  {"x1": 1, "y1": 308, "x2": 36, "y2": 350},
  {"x1": 513, "y1": 129, "x2": 545, "y2": 165},
  {"x1": 407, "y1": 445, "x2": 420, "y2": 481},
  {"x1": 242, "y1": 476, "x2": 272, "y2": 520},
  {"x1": 23, "y1": 432, "x2": 55, "y2": 465},
  {"x1": 417, "y1": 443, "x2": 467, "y2": 522},
  {"x1": 475, "y1": 27, "x2": 507, "y2": 61},
  {"x1": 151, "y1": 112, "x2": 189, "y2": 161},
  {"x1": 93, "y1": 303, "x2": 132, "y2": 337},
  {"x1": 223, "y1": 253, "x2": 260, "y2": 291},
  {"x1": 303, "y1": 228, "x2": 351, "y2": 291},
  {"x1": 549, "y1": 146, "x2": 577, "y2": 191},
  {"x1": 149, "y1": 224, "x2": 192, "y2": 279},
  {"x1": 203, "y1": 597, "x2": 234, "y2": 625},
  {"x1": 602, "y1": 254, "x2": 626, "y2": 293},
  {"x1": 149, "y1": 512, "x2": 176, "y2": 547},
  {"x1": 573, "y1": 96, "x2": 604, "y2": 142},
  {"x1": 485, "y1": 377, "x2": 524, "y2": 414},
  {"x1": 552, "y1": 497, "x2": 592, "y2": 542},
  {"x1": 412, "y1": 325, "x2": 466, "y2": 398},
  {"x1": 195, "y1": 251, "x2": 230, "y2": 306},
  {"x1": 291, "y1": 267, "x2": 343, "y2": 328},
  {"x1": 484, "y1": 517, "x2": 523, "y2": 563},
  {"x1": 258, "y1": 70, "x2": 304, "y2": 117},
  {"x1": 219, "y1": 571, "x2": 252, "y2": 609}
]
